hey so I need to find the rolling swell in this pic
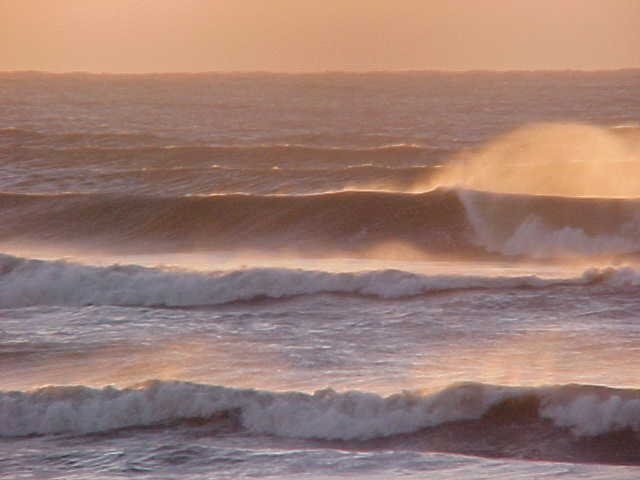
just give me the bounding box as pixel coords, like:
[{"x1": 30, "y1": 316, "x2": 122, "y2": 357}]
[
  {"x1": 0, "y1": 163, "x2": 438, "y2": 196},
  {"x1": 2, "y1": 380, "x2": 640, "y2": 465},
  {"x1": 2, "y1": 143, "x2": 444, "y2": 169},
  {"x1": 2, "y1": 187, "x2": 640, "y2": 259},
  {"x1": 1, "y1": 141, "x2": 444, "y2": 194},
  {"x1": 0, "y1": 189, "x2": 472, "y2": 256},
  {"x1": 0, "y1": 127, "x2": 172, "y2": 149}
]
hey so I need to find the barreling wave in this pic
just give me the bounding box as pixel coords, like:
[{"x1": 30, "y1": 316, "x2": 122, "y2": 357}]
[
  {"x1": 0, "y1": 253, "x2": 635, "y2": 309},
  {"x1": 2, "y1": 187, "x2": 640, "y2": 260},
  {"x1": 3, "y1": 380, "x2": 640, "y2": 464}
]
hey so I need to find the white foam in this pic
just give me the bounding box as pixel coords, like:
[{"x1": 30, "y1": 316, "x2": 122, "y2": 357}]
[
  {"x1": 0, "y1": 253, "x2": 602, "y2": 309},
  {"x1": 0, "y1": 381, "x2": 516, "y2": 438},
  {"x1": 458, "y1": 189, "x2": 640, "y2": 259},
  {"x1": 501, "y1": 216, "x2": 640, "y2": 259},
  {"x1": 4, "y1": 380, "x2": 640, "y2": 439},
  {"x1": 541, "y1": 394, "x2": 640, "y2": 436}
]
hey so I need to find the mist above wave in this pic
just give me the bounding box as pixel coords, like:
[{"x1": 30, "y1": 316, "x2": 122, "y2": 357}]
[
  {"x1": 427, "y1": 123, "x2": 640, "y2": 197},
  {"x1": 4, "y1": 122, "x2": 640, "y2": 261}
]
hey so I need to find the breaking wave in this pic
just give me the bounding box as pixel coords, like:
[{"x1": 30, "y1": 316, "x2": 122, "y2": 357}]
[
  {"x1": 3, "y1": 380, "x2": 640, "y2": 464},
  {"x1": 0, "y1": 253, "x2": 635, "y2": 309}
]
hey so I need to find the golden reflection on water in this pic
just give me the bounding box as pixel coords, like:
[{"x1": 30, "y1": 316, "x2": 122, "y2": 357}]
[
  {"x1": 411, "y1": 329, "x2": 640, "y2": 393},
  {"x1": 0, "y1": 336, "x2": 293, "y2": 392}
]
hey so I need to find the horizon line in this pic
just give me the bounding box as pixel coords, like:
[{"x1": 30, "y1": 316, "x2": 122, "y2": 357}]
[{"x1": 2, "y1": 67, "x2": 640, "y2": 76}]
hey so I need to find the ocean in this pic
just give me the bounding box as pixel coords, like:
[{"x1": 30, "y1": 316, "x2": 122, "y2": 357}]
[{"x1": 1, "y1": 69, "x2": 640, "y2": 479}]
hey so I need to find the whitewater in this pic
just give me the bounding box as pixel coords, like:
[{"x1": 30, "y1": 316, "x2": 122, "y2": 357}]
[{"x1": 2, "y1": 70, "x2": 640, "y2": 479}]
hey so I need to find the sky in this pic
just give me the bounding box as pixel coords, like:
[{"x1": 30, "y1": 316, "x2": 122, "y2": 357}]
[{"x1": 1, "y1": 0, "x2": 639, "y2": 73}]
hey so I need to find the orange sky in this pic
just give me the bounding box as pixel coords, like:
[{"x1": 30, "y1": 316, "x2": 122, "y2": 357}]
[{"x1": 1, "y1": 0, "x2": 639, "y2": 72}]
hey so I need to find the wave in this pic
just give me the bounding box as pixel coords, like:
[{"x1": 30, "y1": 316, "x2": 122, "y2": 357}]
[
  {"x1": 2, "y1": 141, "x2": 444, "y2": 170},
  {"x1": 2, "y1": 187, "x2": 640, "y2": 259},
  {"x1": 0, "y1": 253, "x2": 634, "y2": 309},
  {"x1": 3, "y1": 380, "x2": 640, "y2": 464},
  {"x1": 0, "y1": 162, "x2": 439, "y2": 196},
  {"x1": 0, "y1": 127, "x2": 172, "y2": 149},
  {"x1": 459, "y1": 189, "x2": 640, "y2": 258},
  {"x1": 0, "y1": 189, "x2": 473, "y2": 256},
  {"x1": 1, "y1": 140, "x2": 444, "y2": 195}
]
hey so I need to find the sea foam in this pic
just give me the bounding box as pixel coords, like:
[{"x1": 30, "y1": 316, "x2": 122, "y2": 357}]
[
  {"x1": 2, "y1": 381, "x2": 640, "y2": 440},
  {"x1": 0, "y1": 253, "x2": 619, "y2": 309}
]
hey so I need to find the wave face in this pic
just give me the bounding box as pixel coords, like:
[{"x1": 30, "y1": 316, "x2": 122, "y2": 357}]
[
  {"x1": 0, "y1": 189, "x2": 472, "y2": 256},
  {"x1": 3, "y1": 380, "x2": 640, "y2": 464},
  {"x1": 2, "y1": 188, "x2": 640, "y2": 260}
]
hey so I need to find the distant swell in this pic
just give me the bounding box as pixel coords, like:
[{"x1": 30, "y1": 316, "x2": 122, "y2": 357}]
[
  {"x1": 3, "y1": 380, "x2": 640, "y2": 464},
  {"x1": 2, "y1": 141, "x2": 444, "y2": 169},
  {"x1": 0, "y1": 162, "x2": 439, "y2": 196},
  {"x1": 1, "y1": 140, "x2": 445, "y2": 194},
  {"x1": 0, "y1": 127, "x2": 171, "y2": 148},
  {"x1": 2, "y1": 188, "x2": 640, "y2": 260}
]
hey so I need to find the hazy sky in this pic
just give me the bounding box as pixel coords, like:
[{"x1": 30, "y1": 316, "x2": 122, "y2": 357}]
[{"x1": 2, "y1": 0, "x2": 639, "y2": 72}]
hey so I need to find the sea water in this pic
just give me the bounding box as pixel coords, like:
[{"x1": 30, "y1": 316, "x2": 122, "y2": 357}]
[{"x1": 2, "y1": 70, "x2": 640, "y2": 478}]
